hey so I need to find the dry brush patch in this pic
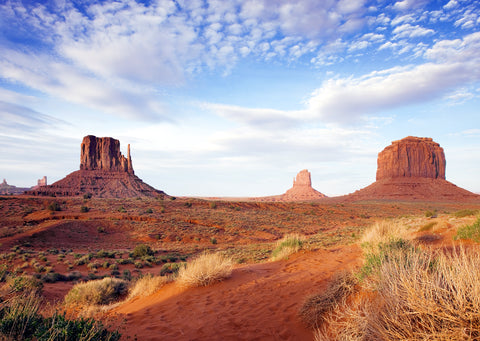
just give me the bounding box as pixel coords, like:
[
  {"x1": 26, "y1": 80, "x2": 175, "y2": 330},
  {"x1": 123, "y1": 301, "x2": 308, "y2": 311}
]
[
  {"x1": 176, "y1": 252, "x2": 233, "y2": 288},
  {"x1": 314, "y1": 218, "x2": 480, "y2": 341},
  {"x1": 64, "y1": 277, "x2": 128, "y2": 308},
  {"x1": 127, "y1": 274, "x2": 171, "y2": 300},
  {"x1": 270, "y1": 233, "x2": 305, "y2": 261}
]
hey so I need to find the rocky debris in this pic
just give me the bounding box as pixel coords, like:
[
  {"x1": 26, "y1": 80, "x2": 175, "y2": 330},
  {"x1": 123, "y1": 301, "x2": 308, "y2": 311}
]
[
  {"x1": 376, "y1": 136, "x2": 446, "y2": 180},
  {"x1": 80, "y1": 135, "x2": 133, "y2": 174},
  {"x1": 0, "y1": 179, "x2": 30, "y2": 195},
  {"x1": 282, "y1": 170, "x2": 327, "y2": 201},
  {"x1": 346, "y1": 136, "x2": 479, "y2": 202},
  {"x1": 26, "y1": 135, "x2": 165, "y2": 198}
]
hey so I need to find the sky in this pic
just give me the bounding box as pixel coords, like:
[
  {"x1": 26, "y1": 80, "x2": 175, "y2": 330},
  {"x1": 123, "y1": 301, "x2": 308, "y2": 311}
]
[{"x1": 0, "y1": 0, "x2": 479, "y2": 197}]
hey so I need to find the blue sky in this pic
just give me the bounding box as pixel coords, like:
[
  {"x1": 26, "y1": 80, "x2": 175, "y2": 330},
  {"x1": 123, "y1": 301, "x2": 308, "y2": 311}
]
[{"x1": 1, "y1": 0, "x2": 479, "y2": 196}]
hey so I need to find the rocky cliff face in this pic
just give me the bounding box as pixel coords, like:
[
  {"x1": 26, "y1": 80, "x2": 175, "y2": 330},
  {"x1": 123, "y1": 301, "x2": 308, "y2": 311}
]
[
  {"x1": 376, "y1": 136, "x2": 446, "y2": 180},
  {"x1": 80, "y1": 135, "x2": 133, "y2": 174}
]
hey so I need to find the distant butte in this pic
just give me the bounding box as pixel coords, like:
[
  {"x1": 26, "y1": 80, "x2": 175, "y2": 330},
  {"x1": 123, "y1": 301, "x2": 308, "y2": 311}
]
[
  {"x1": 346, "y1": 136, "x2": 479, "y2": 202},
  {"x1": 282, "y1": 169, "x2": 327, "y2": 201},
  {"x1": 27, "y1": 135, "x2": 165, "y2": 198}
]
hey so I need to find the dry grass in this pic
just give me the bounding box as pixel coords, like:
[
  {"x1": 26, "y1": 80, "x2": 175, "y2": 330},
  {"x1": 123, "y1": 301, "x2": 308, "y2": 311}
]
[
  {"x1": 64, "y1": 277, "x2": 128, "y2": 308},
  {"x1": 270, "y1": 234, "x2": 304, "y2": 261},
  {"x1": 316, "y1": 246, "x2": 480, "y2": 340},
  {"x1": 361, "y1": 220, "x2": 408, "y2": 247},
  {"x1": 128, "y1": 274, "x2": 171, "y2": 299},
  {"x1": 299, "y1": 271, "x2": 357, "y2": 329},
  {"x1": 176, "y1": 252, "x2": 233, "y2": 287}
]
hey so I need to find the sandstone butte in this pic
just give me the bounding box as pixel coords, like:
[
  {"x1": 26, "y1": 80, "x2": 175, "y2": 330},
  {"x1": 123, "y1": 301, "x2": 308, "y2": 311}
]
[
  {"x1": 26, "y1": 135, "x2": 165, "y2": 198},
  {"x1": 282, "y1": 169, "x2": 327, "y2": 201},
  {"x1": 346, "y1": 136, "x2": 479, "y2": 202}
]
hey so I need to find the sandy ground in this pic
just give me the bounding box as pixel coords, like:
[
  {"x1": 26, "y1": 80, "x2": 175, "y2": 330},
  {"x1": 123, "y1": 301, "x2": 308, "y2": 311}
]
[{"x1": 111, "y1": 245, "x2": 362, "y2": 341}]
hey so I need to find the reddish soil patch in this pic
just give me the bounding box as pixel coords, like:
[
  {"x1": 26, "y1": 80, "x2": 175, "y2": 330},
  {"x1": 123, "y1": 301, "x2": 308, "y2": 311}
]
[{"x1": 112, "y1": 245, "x2": 362, "y2": 341}]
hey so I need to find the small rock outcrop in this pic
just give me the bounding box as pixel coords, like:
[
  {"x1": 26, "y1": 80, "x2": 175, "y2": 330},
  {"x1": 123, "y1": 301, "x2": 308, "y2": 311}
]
[
  {"x1": 80, "y1": 135, "x2": 133, "y2": 174},
  {"x1": 376, "y1": 136, "x2": 446, "y2": 180},
  {"x1": 0, "y1": 179, "x2": 30, "y2": 195},
  {"x1": 282, "y1": 170, "x2": 327, "y2": 201},
  {"x1": 346, "y1": 136, "x2": 478, "y2": 202},
  {"x1": 26, "y1": 136, "x2": 165, "y2": 198}
]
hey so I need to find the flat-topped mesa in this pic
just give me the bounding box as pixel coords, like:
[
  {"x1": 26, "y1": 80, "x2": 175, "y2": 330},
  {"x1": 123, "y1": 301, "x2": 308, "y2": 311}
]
[
  {"x1": 80, "y1": 135, "x2": 134, "y2": 174},
  {"x1": 376, "y1": 136, "x2": 446, "y2": 181}
]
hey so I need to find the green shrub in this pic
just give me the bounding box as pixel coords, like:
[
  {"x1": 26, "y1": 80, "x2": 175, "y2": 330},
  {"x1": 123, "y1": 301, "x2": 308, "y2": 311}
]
[
  {"x1": 425, "y1": 209, "x2": 437, "y2": 218},
  {"x1": 209, "y1": 202, "x2": 217, "y2": 209},
  {"x1": 47, "y1": 202, "x2": 61, "y2": 212},
  {"x1": 132, "y1": 244, "x2": 154, "y2": 258},
  {"x1": 160, "y1": 263, "x2": 184, "y2": 276},
  {"x1": 145, "y1": 208, "x2": 153, "y2": 214},
  {"x1": 455, "y1": 217, "x2": 480, "y2": 242},
  {"x1": 83, "y1": 193, "x2": 92, "y2": 199},
  {"x1": 271, "y1": 234, "x2": 304, "y2": 261},
  {"x1": 80, "y1": 206, "x2": 90, "y2": 213},
  {"x1": 6, "y1": 275, "x2": 43, "y2": 294},
  {"x1": 64, "y1": 278, "x2": 127, "y2": 307},
  {"x1": 210, "y1": 237, "x2": 217, "y2": 245}
]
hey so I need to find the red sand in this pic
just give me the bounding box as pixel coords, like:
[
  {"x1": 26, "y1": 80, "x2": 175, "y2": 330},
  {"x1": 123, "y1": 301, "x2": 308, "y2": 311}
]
[{"x1": 111, "y1": 245, "x2": 362, "y2": 340}]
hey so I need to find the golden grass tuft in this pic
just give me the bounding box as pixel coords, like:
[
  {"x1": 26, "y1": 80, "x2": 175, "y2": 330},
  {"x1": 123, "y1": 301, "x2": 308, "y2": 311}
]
[
  {"x1": 316, "y1": 246, "x2": 480, "y2": 340},
  {"x1": 128, "y1": 274, "x2": 171, "y2": 299},
  {"x1": 176, "y1": 252, "x2": 233, "y2": 288},
  {"x1": 270, "y1": 233, "x2": 304, "y2": 261},
  {"x1": 64, "y1": 277, "x2": 127, "y2": 308},
  {"x1": 360, "y1": 220, "x2": 409, "y2": 253}
]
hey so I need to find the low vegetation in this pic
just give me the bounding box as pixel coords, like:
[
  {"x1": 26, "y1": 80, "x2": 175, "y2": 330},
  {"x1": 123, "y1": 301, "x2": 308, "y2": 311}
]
[
  {"x1": 271, "y1": 234, "x2": 304, "y2": 261},
  {"x1": 176, "y1": 252, "x2": 233, "y2": 287},
  {"x1": 128, "y1": 274, "x2": 171, "y2": 299},
  {"x1": 455, "y1": 216, "x2": 480, "y2": 242},
  {"x1": 64, "y1": 278, "x2": 128, "y2": 308},
  {"x1": 313, "y1": 219, "x2": 480, "y2": 341}
]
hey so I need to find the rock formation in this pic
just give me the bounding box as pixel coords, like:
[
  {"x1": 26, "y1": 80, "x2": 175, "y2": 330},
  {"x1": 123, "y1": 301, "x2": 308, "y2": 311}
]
[
  {"x1": 282, "y1": 169, "x2": 327, "y2": 201},
  {"x1": 346, "y1": 136, "x2": 479, "y2": 202},
  {"x1": 27, "y1": 136, "x2": 165, "y2": 198},
  {"x1": 376, "y1": 137, "x2": 446, "y2": 180},
  {"x1": 80, "y1": 135, "x2": 133, "y2": 173},
  {"x1": 0, "y1": 179, "x2": 30, "y2": 195}
]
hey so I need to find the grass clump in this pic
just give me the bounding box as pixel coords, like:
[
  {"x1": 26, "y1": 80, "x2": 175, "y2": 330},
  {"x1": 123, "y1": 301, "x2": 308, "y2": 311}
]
[
  {"x1": 176, "y1": 252, "x2": 233, "y2": 287},
  {"x1": 128, "y1": 274, "x2": 171, "y2": 299},
  {"x1": 64, "y1": 278, "x2": 127, "y2": 308},
  {"x1": 300, "y1": 271, "x2": 357, "y2": 329},
  {"x1": 454, "y1": 209, "x2": 477, "y2": 218},
  {"x1": 0, "y1": 293, "x2": 120, "y2": 341},
  {"x1": 132, "y1": 244, "x2": 154, "y2": 258},
  {"x1": 455, "y1": 217, "x2": 480, "y2": 242},
  {"x1": 271, "y1": 234, "x2": 304, "y2": 261}
]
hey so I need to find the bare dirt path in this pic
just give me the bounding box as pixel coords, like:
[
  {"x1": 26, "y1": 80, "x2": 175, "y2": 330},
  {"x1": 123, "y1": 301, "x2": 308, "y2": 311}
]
[{"x1": 111, "y1": 245, "x2": 362, "y2": 341}]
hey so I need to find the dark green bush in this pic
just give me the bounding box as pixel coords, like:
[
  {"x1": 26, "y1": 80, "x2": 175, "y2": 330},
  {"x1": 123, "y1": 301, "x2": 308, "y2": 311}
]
[{"x1": 132, "y1": 244, "x2": 154, "y2": 258}]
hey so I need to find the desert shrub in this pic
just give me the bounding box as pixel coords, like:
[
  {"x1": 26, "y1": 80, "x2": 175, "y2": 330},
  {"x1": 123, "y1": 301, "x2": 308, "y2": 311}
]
[
  {"x1": 300, "y1": 271, "x2": 357, "y2": 329},
  {"x1": 96, "y1": 250, "x2": 116, "y2": 259},
  {"x1": 210, "y1": 237, "x2": 217, "y2": 245},
  {"x1": 176, "y1": 252, "x2": 233, "y2": 287},
  {"x1": 184, "y1": 202, "x2": 192, "y2": 208},
  {"x1": 128, "y1": 274, "x2": 170, "y2": 299},
  {"x1": 455, "y1": 217, "x2": 480, "y2": 242},
  {"x1": 160, "y1": 263, "x2": 184, "y2": 276},
  {"x1": 271, "y1": 234, "x2": 304, "y2": 261},
  {"x1": 64, "y1": 278, "x2": 127, "y2": 308},
  {"x1": 83, "y1": 193, "x2": 92, "y2": 199},
  {"x1": 47, "y1": 202, "x2": 61, "y2": 212},
  {"x1": 425, "y1": 209, "x2": 437, "y2": 218},
  {"x1": 360, "y1": 220, "x2": 409, "y2": 253},
  {"x1": 80, "y1": 206, "x2": 90, "y2": 213},
  {"x1": 122, "y1": 270, "x2": 131, "y2": 281},
  {"x1": 0, "y1": 293, "x2": 120, "y2": 341},
  {"x1": 454, "y1": 209, "x2": 477, "y2": 218},
  {"x1": 42, "y1": 272, "x2": 67, "y2": 283},
  {"x1": 117, "y1": 206, "x2": 126, "y2": 213},
  {"x1": 209, "y1": 202, "x2": 217, "y2": 209},
  {"x1": 317, "y1": 245, "x2": 480, "y2": 341},
  {"x1": 145, "y1": 208, "x2": 153, "y2": 214},
  {"x1": 4, "y1": 275, "x2": 43, "y2": 295},
  {"x1": 0, "y1": 265, "x2": 8, "y2": 282},
  {"x1": 134, "y1": 261, "x2": 143, "y2": 269},
  {"x1": 132, "y1": 244, "x2": 154, "y2": 258}
]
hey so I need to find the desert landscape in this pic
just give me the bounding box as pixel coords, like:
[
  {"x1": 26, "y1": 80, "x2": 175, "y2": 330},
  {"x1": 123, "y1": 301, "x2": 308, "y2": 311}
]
[
  {"x1": 1, "y1": 135, "x2": 480, "y2": 340},
  {"x1": 2, "y1": 1, "x2": 480, "y2": 340}
]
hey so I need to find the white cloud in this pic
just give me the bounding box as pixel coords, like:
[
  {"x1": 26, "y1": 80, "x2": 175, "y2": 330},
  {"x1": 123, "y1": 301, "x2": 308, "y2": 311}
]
[
  {"x1": 392, "y1": 24, "x2": 435, "y2": 39},
  {"x1": 444, "y1": 0, "x2": 458, "y2": 10}
]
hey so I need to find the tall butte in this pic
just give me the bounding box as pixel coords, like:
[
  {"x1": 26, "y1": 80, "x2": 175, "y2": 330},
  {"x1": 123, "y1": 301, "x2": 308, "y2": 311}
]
[
  {"x1": 27, "y1": 135, "x2": 165, "y2": 198},
  {"x1": 282, "y1": 169, "x2": 327, "y2": 201},
  {"x1": 347, "y1": 136, "x2": 478, "y2": 201}
]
